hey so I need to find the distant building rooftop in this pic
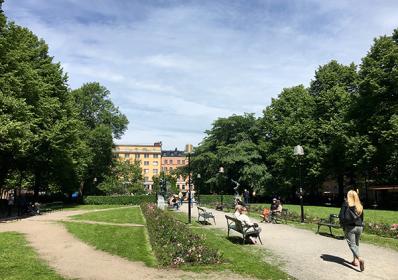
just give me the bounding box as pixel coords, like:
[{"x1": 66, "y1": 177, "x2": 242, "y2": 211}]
[{"x1": 162, "y1": 148, "x2": 185, "y2": 157}]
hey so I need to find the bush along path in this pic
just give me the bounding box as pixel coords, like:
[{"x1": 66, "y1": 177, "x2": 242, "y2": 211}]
[
  {"x1": 0, "y1": 208, "x2": 254, "y2": 280},
  {"x1": 178, "y1": 204, "x2": 398, "y2": 280}
]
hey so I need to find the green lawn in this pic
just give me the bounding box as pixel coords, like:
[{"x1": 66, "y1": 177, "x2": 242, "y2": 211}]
[
  {"x1": 172, "y1": 212, "x2": 293, "y2": 280},
  {"x1": 0, "y1": 232, "x2": 65, "y2": 280},
  {"x1": 60, "y1": 204, "x2": 129, "y2": 211},
  {"x1": 70, "y1": 207, "x2": 144, "y2": 224},
  {"x1": 64, "y1": 222, "x2": 157, "y2": 267},
  {"x1": 246, "y1": 204, "x2": 398, "y2": 251},
  {"x1": 249, "y1": 203, "x2": 398, "y2": 225}
]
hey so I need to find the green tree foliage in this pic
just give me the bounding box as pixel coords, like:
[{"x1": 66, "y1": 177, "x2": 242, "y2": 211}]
[
  {"x1": 0, "y1": 6, "x2": 128, "y2": 198},
  {"x1": 258, "y1": 85, "x2": 318, "y2": 198},
  {"x1": 192, "y1": 113, "x2": 270, "y2": 195},
  {"x1": 353, "y1": 29, "x2": 398, "y2": 183},
  {"x1": 98, "y1": 160, "x2": 143, "y2": 195}
]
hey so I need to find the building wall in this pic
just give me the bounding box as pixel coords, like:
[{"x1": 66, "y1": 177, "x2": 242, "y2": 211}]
[
  {"x1": 162, "y1": 154, "x2": 190, "y2": 192},
  {"x1": 113, "y1": 142, "x2": 162, "y2": 191}
]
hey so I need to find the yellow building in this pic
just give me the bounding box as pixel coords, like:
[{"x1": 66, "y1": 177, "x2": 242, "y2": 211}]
[{"x1": 112, "y1": 142, "x2": 162, "y2": 191}]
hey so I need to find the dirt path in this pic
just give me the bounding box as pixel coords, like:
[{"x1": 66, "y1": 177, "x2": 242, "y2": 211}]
[
  {"x1": 0, "y1": 208, "x2": 251, "y2": 280},
  {"x1": 179, "y1": 204, "x2": 398, "y2": 280}
]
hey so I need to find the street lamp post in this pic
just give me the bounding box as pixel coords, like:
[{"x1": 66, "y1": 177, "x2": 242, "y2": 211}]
[
  {"x1": 294, "y1": 145, "x2": 305, "y2": 223},
  {"x1": 185, "y1": 144, "x2": 193, "y2": 223},
  {"x1": 219, "y1": 167, "x2": 224, "y2": 206},
  {"x1": 196, "y1": 173, "x2": 201, "y2": 205}
]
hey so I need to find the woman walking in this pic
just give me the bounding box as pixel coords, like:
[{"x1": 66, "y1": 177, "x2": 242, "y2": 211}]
[{"x1": 339, "y1": 190, "x2": 365, "y2": 271}]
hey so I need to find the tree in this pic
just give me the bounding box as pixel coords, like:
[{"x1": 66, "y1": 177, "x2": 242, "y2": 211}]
[
  {"x1": 353, "y1": 29, "x2": 398, "y2": 184},
  {"x1": 70, "y1": 82, "x2": 128, "y2": 194},
  {"x1": 309, "y1": 60, "x2": 359, "y2": 202},
  {"x1": 98, "y1": 159, "x2": 143, "y2": 195},
  {"x1": 258, "y1": 85, "x2": 319, "y2": 198},
  {"x1": 191, "y1": 113, "x2": 270, "y2": 195}
]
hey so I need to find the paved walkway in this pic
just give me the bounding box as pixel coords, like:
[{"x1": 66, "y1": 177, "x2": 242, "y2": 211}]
[
  {"x1": 0, "y1": 208, "x2": 252, "y2": 280},
  {"x1": 179, "y1": 204, "x2": 398, "y2": 280}
]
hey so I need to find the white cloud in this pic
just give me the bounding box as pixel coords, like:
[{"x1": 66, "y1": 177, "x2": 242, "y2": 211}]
[{"x1": 4, "y1": 0, "x2": 398, "y2": 150}]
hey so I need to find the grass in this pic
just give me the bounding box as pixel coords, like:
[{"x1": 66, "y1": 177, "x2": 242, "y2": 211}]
[
  {"x1": 172, "y1": 211, "x2": 294, "y2": 280},
  {"x1": 70, "y1": 207, "x2": 144, "y2": 224},
  {"x1": 64, "y1": 222, "x2": 157, "y2": 267},
  {"x1": 0, "y1": 232, "x2": 65, "y2": 280},
  {"x1": 59, "y1": 204, "x2": 129, "y2": 211},
  {"x1": 251, "y1": 203, "x2": 398, "y2": 225}
]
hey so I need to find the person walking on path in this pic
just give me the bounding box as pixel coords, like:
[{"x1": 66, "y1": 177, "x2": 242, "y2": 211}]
[
  {"x1": 243, "y1": 189, "x2": 250, "y2": 205},
  {"x1": 339, "y1": 189, "x2": 365, "y2": 271}
]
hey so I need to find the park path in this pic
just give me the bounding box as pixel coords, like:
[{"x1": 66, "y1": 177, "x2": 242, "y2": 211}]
[
  {"x1": 179, "y1": 204, "x2": 398, "y2": 280},
  {"x1": 0, "y1": 207, "x2": 252, "y2": 280}
]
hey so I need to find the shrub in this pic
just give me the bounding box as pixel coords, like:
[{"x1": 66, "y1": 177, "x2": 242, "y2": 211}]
[
  {"x1": 141, "y1": 203, "x2": 223, "y2": 266},
  {"x1": 84, "y1": 195, "x2": 156, "y2": 205},
  {"x1": 199, "y1": 194, "x2": 235, "y2": 206}
]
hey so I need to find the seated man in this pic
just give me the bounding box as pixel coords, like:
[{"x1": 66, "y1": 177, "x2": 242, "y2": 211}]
[
  {"x1": 237, "y1": 207, "x2": 261, "y2": 244},
  {"x1": 270, "y1": 199, "x2": 282, "y2": 222}
]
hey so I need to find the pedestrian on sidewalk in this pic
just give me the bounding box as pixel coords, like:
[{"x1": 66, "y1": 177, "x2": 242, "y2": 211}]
[{"x1": 339, "y1": 189, "x2": 365, "y2": 271}]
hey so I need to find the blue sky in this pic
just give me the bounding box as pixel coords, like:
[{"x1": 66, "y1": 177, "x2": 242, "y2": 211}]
[{"x1": 4, "y1": 0, "x2": 398, "y2": 150}]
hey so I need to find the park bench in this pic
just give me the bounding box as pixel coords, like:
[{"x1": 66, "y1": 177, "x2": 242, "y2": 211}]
[
  {"x1": 271, "y1": 208, "x2": 289, "y2": 224},
  {"x1": 317, "y1": 214, "x2": 340, "y2": 236},
  {"x1": 39, "y1": 201, "x2": 64, "y2": 213},
  {"x1": 197, "y1": 206, "x2": 216, "y2": 224},
  {"x1": 225, "y1": 215, "x2": 262, "y2": 244}
]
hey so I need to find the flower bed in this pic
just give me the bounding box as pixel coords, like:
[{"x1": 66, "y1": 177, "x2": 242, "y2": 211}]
[{"x1": 141, "y1": 203, "x2": 223, "y2": 266}]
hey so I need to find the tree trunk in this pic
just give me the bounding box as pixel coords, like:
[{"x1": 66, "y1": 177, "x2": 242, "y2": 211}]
[{"x1": 337, "y1": 173, "x2": 344, "y2": 204}]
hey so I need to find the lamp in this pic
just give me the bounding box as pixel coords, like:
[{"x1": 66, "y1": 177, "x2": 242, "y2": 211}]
[
  {"x1": 219, "y1": 166, "x2": 224, "y2": 206},
  {"x1": 196, "y1": 173, "x2": 201, "y2": 205},
  {"x1": 185, "y1": 144, "x2": 193, "y2": 223},
  {"x1": 294, "y1": 145, "x2": 305, "y2": 223}
]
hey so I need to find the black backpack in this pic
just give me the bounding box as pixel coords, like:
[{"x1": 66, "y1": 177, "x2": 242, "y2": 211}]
[{"x1": 339, "y1": 203, "x2": 361, "y2": 226}]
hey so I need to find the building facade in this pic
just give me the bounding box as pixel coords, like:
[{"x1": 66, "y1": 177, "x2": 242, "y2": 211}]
[
  {"x1": 112, "y1": 142, "x2": 162, "y2": 191},
  {"x1": 161, "y1": 149, "x2": 190, "y2": 192}
]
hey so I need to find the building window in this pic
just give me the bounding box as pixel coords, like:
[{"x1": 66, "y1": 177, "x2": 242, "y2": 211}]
[
  {"x1": 153, "y1": 169, "x2": 158, "y2": 175},
  {"x1": 169, "y1": 167, "x2": 173, "y2": 171},
  {"x1": 144, "y1": 161, "x2": 149, "y2": 166},
  {"x1": 169, "y1": 159, "x2": 173, "y2": 164},
  {"x1": 153, "y1": 154, "x2": 159, "y2": 158},
  {"x1": 125, "y1": 154, "x2": 130, "y2": 158},
  {"x1": 153, "y1": 161, "x2": 158, "y2": 166},
  {"x1": 144, "y1": 154, "x2": 150, "y2": 158},
  {"x1": 144, "y1": 177, "x2": 149, "y2": 182},
  {"x1": 135, "y1": 154, "x2": 140, "y2": 159},
  {"x1": 177, "y1": 160, "x2": 181, "y2": 164},
  {"x1": 164, "y1": 159, "x2": 168, "y2": 164},
  {"x1": 144, "y1": 169, "x2": 149, "y2": 174}
]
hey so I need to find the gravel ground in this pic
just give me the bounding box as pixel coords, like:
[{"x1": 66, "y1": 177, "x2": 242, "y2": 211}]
[{"x1": 179, "y1": 204, "x2": 398, "y2": 280}]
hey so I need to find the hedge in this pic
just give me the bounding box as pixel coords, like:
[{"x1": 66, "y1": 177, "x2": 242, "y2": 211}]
[
  {"x1": 84, "y1": 195, "x2": 156, "y2": 205},
  {"x1": 141, "y1": 203, "x2": 223, "y2": 266},
  {"x1": 198, "y1": 194, "x2": 235, "y2": 206}
]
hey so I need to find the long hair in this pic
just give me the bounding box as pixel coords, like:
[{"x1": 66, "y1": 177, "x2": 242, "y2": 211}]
[{"x1": 347, "y1": 190, "x2": 363, "y2": 215}]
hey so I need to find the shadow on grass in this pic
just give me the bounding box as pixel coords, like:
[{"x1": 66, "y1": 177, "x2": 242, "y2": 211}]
[
  {"x1": 318, "y1": 232, "x2": 345, "y2": 240},
  {"x1": 320, "y1": 254, "x2": 359, "y2": 272}
]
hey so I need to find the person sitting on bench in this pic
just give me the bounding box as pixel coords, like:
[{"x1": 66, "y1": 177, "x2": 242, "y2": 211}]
[
  {"x1": 260, "y1": 208, "x2": 270, "y2": 222},
  {"x1": 237, "y1": 207, "x2": 261, "y2": 244},
  {"x1": 270, "y1": 199, "x2": 282, "y2": 221}
]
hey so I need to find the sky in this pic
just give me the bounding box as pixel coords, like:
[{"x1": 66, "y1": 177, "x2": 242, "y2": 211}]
[{"x1": 4, "y1": 0, "x2": 398, "y2": 150}]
